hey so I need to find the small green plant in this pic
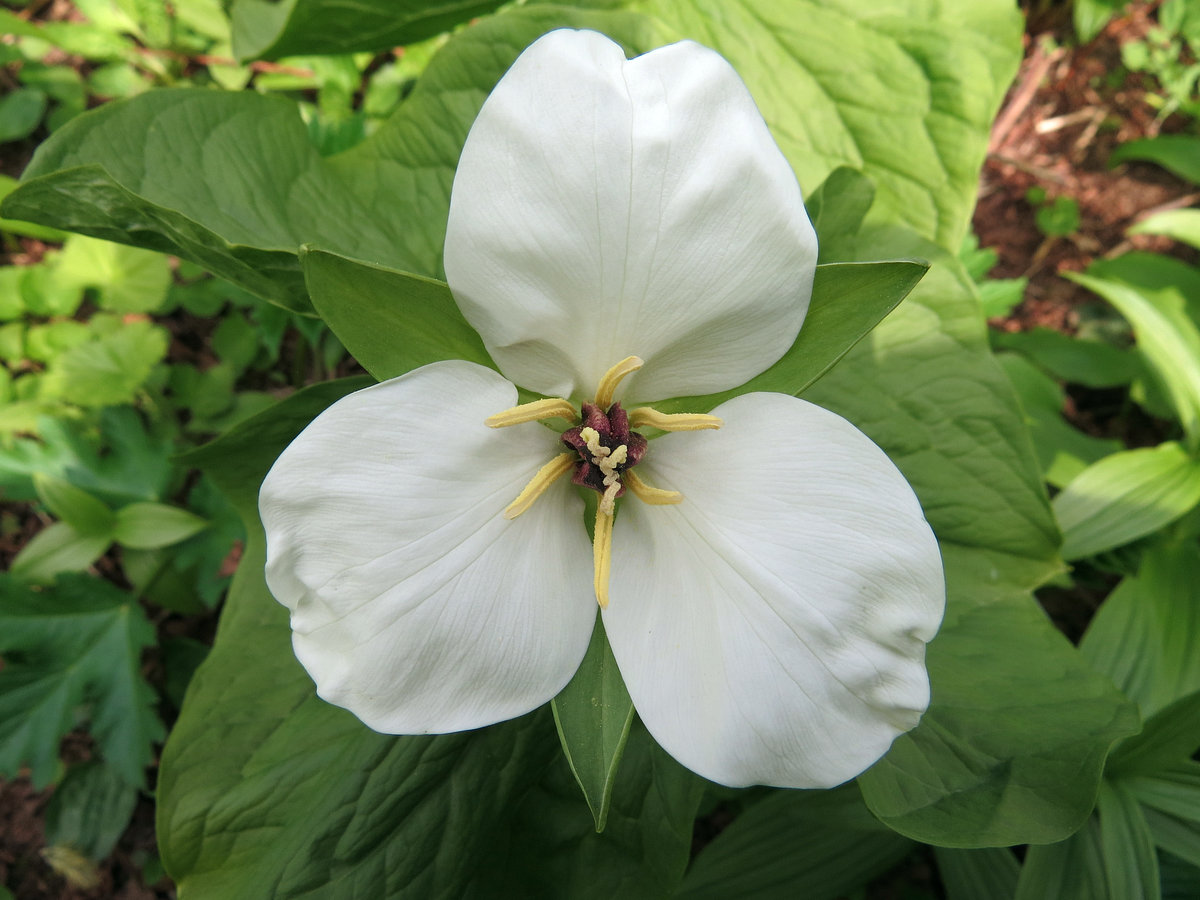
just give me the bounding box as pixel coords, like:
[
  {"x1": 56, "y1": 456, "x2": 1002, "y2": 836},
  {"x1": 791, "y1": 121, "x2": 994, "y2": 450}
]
[{"x1": 1027, "y1": 185, "x2": 1083, "y2": 237}]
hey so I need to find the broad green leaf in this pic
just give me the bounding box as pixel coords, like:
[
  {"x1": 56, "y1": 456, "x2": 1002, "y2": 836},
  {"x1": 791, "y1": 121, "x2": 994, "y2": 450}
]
[
  {"x1": 1081, "y1": 542, "x2": 1200, "y2": 717},
  {"x1": 44, "y1": 761, "x2": 139, "y2": 861},
  {"x1": 10, "y1": 521, "x2": 110, "y2": 583},
  {"x1": 1067, "y1": 269, "x2": 1200, "y2": 449},
  {"x1": 551, "y1": 613, "x2": 635, "y2": 832},
  {"x1": 1130, "y1": 209, "x2": 1200, "y2": 251},
  {"x1": 0, "y1": 574, "x2": 162, "y2": 788},
  {"x1": 40, "y1": 320, "x2": 169, "y2": 408},
  {"x1": 160, "y1": 383, "x2": 559, "y2": 898},
  {"x1": 1097, "y1": 781, "x2": 1161, "y2": 900},
  {"x1": 636, "y1": 0, "x2": 1022, "y2": 250},
  {"x1": 32, "y1": 473, "x2": 115, "y2": 536},
  {"x1": 934, "y1": 847, "x2": 1020, "y2": 900},
  {"x1": 678, "y1": 786, "x2": 914, "y2": 900},
  {"x1": 54, "y1": 235, "x2": 172, "y2": 313},
  {"x1": 654, "y1": 260, "x2": 928, "y2": 415},
  {"x1": 857, "y1": 600, "x2": 1138, "y2": 847},
  {"x1": 231, "y1": 0, "x2": 508, "y2": 60},
  {"x1": 1014, "y1": 818, "x2": 1107, "y2": 900},
  {"x1": 113, "y1": 502, "x2": 208, "y2": 549},
  {"x1": 1107, "y1": 691, "x2": 1200, "y2": 778},
  {"x1": 301, "y1": 249, "x2": 495, "y2": 380},
  {"x1": 0, "y1": 87, "x2": 47, "y2": 143},
  {"x1": 465, "y1": 722, "x2": 703, "y2": 899},
  {"x1": 1110, "y1": 136, "x2": 1200, "y2": 185},
  {"x1": 992, "y1": 327, "x2": 1138, "y2": 388},
  {"x1": 1053, "y1": 443, "x2": 1200, "y2": 560}
]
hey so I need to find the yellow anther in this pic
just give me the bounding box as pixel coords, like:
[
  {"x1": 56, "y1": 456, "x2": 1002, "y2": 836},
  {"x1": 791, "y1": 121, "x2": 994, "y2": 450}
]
[
  {"x1": 486, "y1": 398, "x2": 579, "y2": 428},
  {"x1": 593, "y1": 505, "x2": 614, "y2": 608},
  {"x1": 594, "y1": 356, "x2": 644, "y2": 409},
  {"x1": 624, "y1": 470, "x2": 683, "y2": 505},
  {"x1": 503, "y1": 452, "x2": 575, "y2": 519},
  {"x1": 628, "y1": 408, "x2": 723, "y2": 432}
]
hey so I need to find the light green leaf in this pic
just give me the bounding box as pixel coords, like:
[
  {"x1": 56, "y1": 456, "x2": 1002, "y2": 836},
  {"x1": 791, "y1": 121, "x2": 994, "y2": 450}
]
[
  {"x1": 636, "y1": 0, "x2": 1022, "y2": 249},
  {"x1": 41, "y1": 320, "x2": 169, "y2": 407},
  {"x1": 113, "y1": 502, "x2": 208, "y2": 550},
  {"x1": 551, "y1": 613, "x2": 635, "y2": 833},
  {"x1": 32, "y1": 473, "x2": 115, "y2": 536},
  {"x1": 1014, "y1": 818, "x2": 1107, "y2": 900},
  {"x1": 54, "y1": 235, "x2": 172, "y2": 313},
  {"x1": 1107, "y1": 691, "x2": 1200, "y2": 778},
  {"x1": 934, "y1": 847, "x2": 1020, "y2": 900},
  {"x1": 1097, "y1": 780, "x2": 1161, "y2": 900},
  {"x1": 1129, "y1": 209, "x2": 1200, "y2": 251},
  {"x1": 1081, "y1": 542, "x2": 1200, "y2": 717},
  {"x1": 1067, "y1": 268, "x2": 1200, "y2": 449},
  {"x1": 1053, "y1": 443, "x2": 1200, "y2": 561},
  {"x1": 858, "y1": 600, "x2": 1138, "y2": 847},
  {"x1": 1127, "y1": 762, "x2": 1200, "y2": 827},
  {"x1": 44, "y1": 761, "x2": 139, "y2": 861},
  {"x1": 0, "y1": 87, "x2": 47, "y2": 143},
  {"x1": 678, "y1": 786, "x2": 914, "y2": 900},
  {"x1": 0, "y1": 574, "x2": 162, "y2": 788},
  {"x1": 231, "y1": 0, "x2": 508, "y2": 60},
  {"x1": 10, "y1": 522, "x2": 110, "y2": 583},
  {"x1": 1110, "y1": 136, "x2": 1200, "y2": 185},
  {"x1": 301, "y1": 249, "x2": 495, "y2": 380}
]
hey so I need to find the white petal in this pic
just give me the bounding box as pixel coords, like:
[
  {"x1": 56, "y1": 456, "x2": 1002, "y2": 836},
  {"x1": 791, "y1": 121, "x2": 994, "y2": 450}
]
[
  {"x1": 259, "y1": 361, "x2": 595, "y2": 733},
  {"x1": 444, "y1": 29, "x2": 816, "y2": 402},
  {"x1": 604, "y1": 393, "x2": 944, "y2": 788}
]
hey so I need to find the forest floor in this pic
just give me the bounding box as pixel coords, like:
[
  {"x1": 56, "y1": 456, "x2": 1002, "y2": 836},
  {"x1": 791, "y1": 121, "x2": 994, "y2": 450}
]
[{"x1": 2, "y1": 3, "x2": 1199, "y2": 898}]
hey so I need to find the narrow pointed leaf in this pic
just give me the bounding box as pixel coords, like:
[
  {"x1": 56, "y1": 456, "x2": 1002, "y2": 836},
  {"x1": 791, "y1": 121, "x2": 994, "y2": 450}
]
[
  {"x1": 10, "y1": 522, "x2": 110, "y2": 583},
  {"x1": 1109, "y1": 136, "x2": 1200, "y2": 185},
  {"x1": 935, "y1": 848, "x2": 1020, "y2": 900},
  {"x1": 1107, "y1": 690, "x2": 1200, "y2": 777},
  {"x1": 1129, "y1": 209, "x2": 1200, "y2": 251},
  {"x1": 1014, "y1": 818, "x2": 1107, "y2": 900},
  {"x1": 551, "y1": 614, "x2": 635, "y2": 832},
  {"x1": 32, "y1": 473, "x2": 115, "y2": 536},
  {"x1": 113, "y1": 502, "x2": 208, "y2": 550},
  {"x1": 1097, "y1": 780, "x2": 1161, "y2": 900}
]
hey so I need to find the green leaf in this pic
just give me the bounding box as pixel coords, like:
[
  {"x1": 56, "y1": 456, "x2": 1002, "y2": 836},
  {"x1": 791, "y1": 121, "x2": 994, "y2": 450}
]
[
  {"x1": 0, "y1": 574, "x2": 162, "y2": 788},
  {"x1": 1127, "y1": 762, "x2": 1200, "y2": 827},
  {"x1": 1097, "y1": 780, "x2": 1161, "y2": 900},
  {"x1": 54, "y1": 235, "x2": 172, "y2": 313},
  {"x1": 1142, "y1": 805, "x2": 1200, "y2": 870},
  {"x1": 992, "y1": 327, "x2": 1139, "y2": 388},
  {"x1": 44, "y1": 761, "x2": 139, "y2": 861},
  {"x1": 466, "y1": 721, "x2": 703, "y2": 899},
  {"x1": 113, "y1": 502, "x2": 208, "y2": 550},
  {"x1": 934, "y1": 847, "x2": 1020, "y2": 900},
  {"x1": 1081, "y1": 542, "x2": 1200, "y2": 718},
  {"x1": 678, "y1": 786, "x2": 914, "y2": 900},
  {"x1": 41, "y1": 320, "x2": 169, "y2": 407},
  {"x1": 1074, "y1": 0, "x2": 1125, "y2": 42},
  {"x1": 1110, "y1": 136, "x2": 1200, "y2": 185},
  {"x1": 638, "y1": 0, "x2": 1022, "y2": 249},
  {"x1": 655, "y1": 260, "x2": 928, "y2": 415},
  {"x1": 1129, "y1": 209, "x2": 1200, "y2": 251},
  {"x1": 10, "y1": 522, "x2": 110, "y2": 583},
  {"x1": 1067, "y1": 268, "x2": 1200, "y2": 449},
  {"x1": 1014, "y1": 818, "x2": 1107, "y2": 900},
  {"x1": 160, "y1": 383, "x2": 557, "y2": 898},
  {"x1": 300, "y1": 249, "x2": 495, "y2": 380},
  {"x1": 230, "y1": 0, "x2": 508, "y2": 60},
  {"x1": 804, "y1": 166, "x2": 876, "y2": 256},
  {"x1": 551, "y1": 613, "x2": 635, "y2": 833},
  {"x1": 1053, "y1": 443, "x2": 1200, "y2": 561},
  {"x1": 0, "y1": 87, "x2": 47, "y2": 142},
  {"x1": 32, "y1": 473, "x2": 116, "y2": 536},
  {"x1": 857, "y1": 600, "x2": 1138, "y2": 847},
  {"x1": 1107, "y1": 691, "x2": 1200, "y2": 778}
]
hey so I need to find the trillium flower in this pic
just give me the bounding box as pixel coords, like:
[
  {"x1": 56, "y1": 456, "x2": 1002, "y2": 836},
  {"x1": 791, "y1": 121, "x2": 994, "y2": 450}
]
[{"x1": 259, "y1": 29, "x2": 944, "y2": 789}]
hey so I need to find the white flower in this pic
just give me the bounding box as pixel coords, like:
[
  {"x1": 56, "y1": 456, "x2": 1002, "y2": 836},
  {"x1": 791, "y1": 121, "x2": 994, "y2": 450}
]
[{"x1": 259, "y1": 29, "x2": 944, "y2": 789}]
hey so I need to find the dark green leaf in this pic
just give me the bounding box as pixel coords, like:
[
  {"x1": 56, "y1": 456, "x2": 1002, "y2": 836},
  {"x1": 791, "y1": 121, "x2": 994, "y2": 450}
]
[
  {"x1": 804, "y1": 166, "x2": 876, "y2": 257},
  {"x1": 44, "y1": 761, "x2": 139, "y2": 861},
  {"x1": 934, "y1": 847, "x2": 1020, "y2": 900},
  {"x1": 1107, "y1": 691, "x2": 1200, "y2": 778},
  {"x1": 1014, "y1": 817, "x2": 1107, "y2": 900},
  {"x1": 0, "y1": 574, "x2": 162, "y2": 788},
  {"x1": 551, "y1": 613, "x2": 635, "y2": 832},
  {"x1": 679, "y1": 786, "x2": 914, "y2": 900},
  {"x1": 1110, "y1": 136, "x2": 1200, "y2": 185},
  {"x1": 301, "y1": 249, "x2": 495, "y2": 380},
  {"x1": 1097, "y1": 780, "x2": 1161, "y2": 900},
  {"x1": 992, "y1": 327, "x2": 1138, "y2": 388}
]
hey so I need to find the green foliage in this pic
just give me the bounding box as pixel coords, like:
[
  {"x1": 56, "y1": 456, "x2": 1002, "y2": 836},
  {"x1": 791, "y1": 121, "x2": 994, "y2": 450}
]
[{"x1": 0, "y1": 574, "x2": 163, "y2": 788}]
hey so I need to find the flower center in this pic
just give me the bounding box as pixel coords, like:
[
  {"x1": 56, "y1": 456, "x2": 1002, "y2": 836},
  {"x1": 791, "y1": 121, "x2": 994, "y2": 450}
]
[{"x1": 484, "y1": 356, "x2": 721, "y2": 608}]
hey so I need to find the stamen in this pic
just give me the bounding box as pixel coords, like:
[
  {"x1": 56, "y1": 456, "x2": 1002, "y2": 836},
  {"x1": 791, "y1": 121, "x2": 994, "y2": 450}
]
[
  {"x1": 580, "y1": 427, "x2": 610, "y2": 458},
  {"x1": 594, "y1": 356, "x2": 644, "y2": 409},
  {"x1": 503, "y1": 452, "x2": 575, "y2": 519},
  {"x1": 486, "y1": 398, "x2": 579, "y2": 428},
  {"x1": 593, "y1": 505, "x2": 614, "y2": 608},
  {"x1": 624, "y1": 470, "x2": 683, "y2": 505},
  {"x1": 629, "y1": 408, "x2": 723, "y2": 432}
]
